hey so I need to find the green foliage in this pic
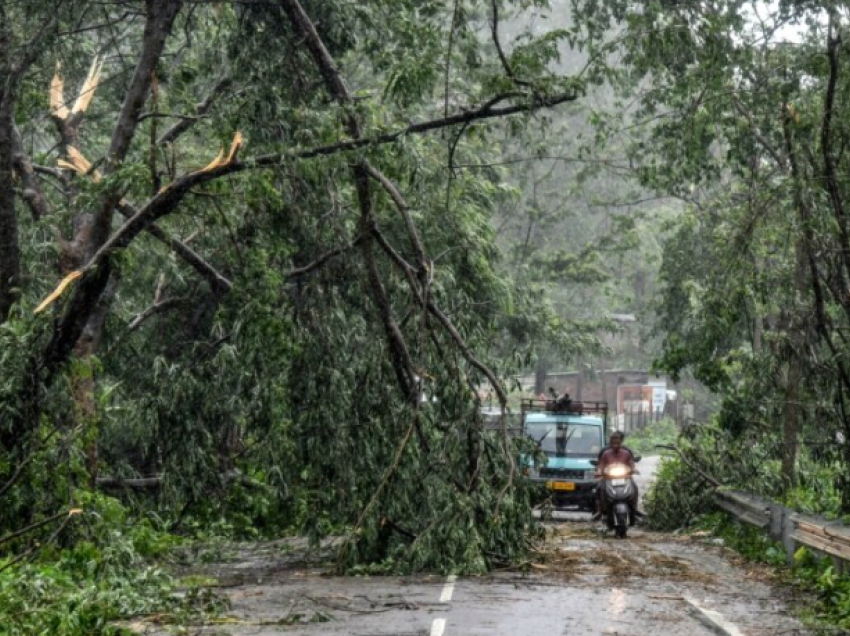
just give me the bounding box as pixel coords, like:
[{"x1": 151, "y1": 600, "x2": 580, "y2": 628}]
[
  {"x1": 693, "y1": 512, "x2": 786, "y2": 567},
  {"x1": 643, "y1": 454, "x2": 715, "y2": 531},
  {"x1": 622, "y1": 418, "x2": 677, "y2": 457},
  {"x1": 794, "y1": 547, "x2": 850, "y2": 630},
  {"x1": 688, "y1": 513, "x2": 850, "y2": 632},
  {"x1": 0, "y1": 496, "x2": 201, "y2": 636}
]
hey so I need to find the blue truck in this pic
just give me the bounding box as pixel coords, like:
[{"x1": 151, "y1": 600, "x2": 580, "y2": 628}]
[{"x1": 521, "y1": 398, "x2": 609, "y2": 511}]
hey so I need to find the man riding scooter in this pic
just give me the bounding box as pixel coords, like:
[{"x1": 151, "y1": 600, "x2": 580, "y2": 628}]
[{"x1": 592, "y1": 432, "x2": 641, "y2": 529}]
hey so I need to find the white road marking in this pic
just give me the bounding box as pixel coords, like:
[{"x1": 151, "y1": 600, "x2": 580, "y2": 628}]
[
  {"x1": 430, "y1": 618, "x2": 446, "y2": 636},
  {"x1": 431, "y1": 575, "x2": 455, "y2": 636},
  {"x1": 439, "y1": 574, "x2": 457, "y2": 603},
  {"x1": 685, "y1": 596, "x2": 746, "y2": 636}
]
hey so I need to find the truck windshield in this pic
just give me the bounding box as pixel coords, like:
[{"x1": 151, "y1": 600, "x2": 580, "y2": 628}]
[{"x1": 526, "y1": 422, "x2": 602, "y2": 457}]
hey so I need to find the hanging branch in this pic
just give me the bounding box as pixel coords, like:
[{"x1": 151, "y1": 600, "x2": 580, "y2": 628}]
[
  {"x1": 285, "y1": 234, "x2": 365, "y2": 279},
  {"x1": 55, "y1": 89, "x2": 580, "y2": 279},
  {"x1": 37, "y1": 3, "x2": 577, "y2": 376},
  {"x1": 362, "y1": 162, "x2": 429, "y2": 276},
  {"x1": 490, "y1": 0, "x2": 532, "y2": 88},
  {"x1": 128, "y1": 297, "x2": 182, "y2": 331},
  {"x1": 0, "y1": 510, "x2": 70, "y2": 549},
  {"x1": 117, "y1": 202, "x2": 232, "y2": 293},
  {"x1": 157, "y1": 75, "x2": 231, "y2": 146},
  {"x1": 279, "y1": 0, "x2": 418, "y2": 401}
]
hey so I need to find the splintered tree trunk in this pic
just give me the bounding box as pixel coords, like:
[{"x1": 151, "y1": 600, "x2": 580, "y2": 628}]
[{"x1": 41, "y1": 0, "x2": 184, "y2": 484}]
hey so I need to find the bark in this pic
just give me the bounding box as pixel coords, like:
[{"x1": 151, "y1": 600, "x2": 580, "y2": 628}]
[
  {"x1": 534, "y1": 352, "x2": 548, "y2": 395},
  {"x1": 781, "y1": 362, "x2": 800, "y2": 491},
  {"x1": 0, "y1": 10, "x2": 20, "y2": 324},
  {"x1": 0, "y1": 91, "x2": 20, "y2": 324},
  {"x1": 11, "y1": 125, "x2": 51, "y2": 220},
  {"x1": 781, "y1": 237, "x2": 810, "y2": 492},
  {"x1": 821, "y1": 24, "x2": 850, "y2": 298}
]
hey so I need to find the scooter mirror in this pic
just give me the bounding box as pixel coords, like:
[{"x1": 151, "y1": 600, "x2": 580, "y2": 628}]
[
  {"x1": 634, "y1": 455, "x2": 642, "y2": 463},
  {"x1": 589, "y1": 460, "x2": 598, "y2": 466}
]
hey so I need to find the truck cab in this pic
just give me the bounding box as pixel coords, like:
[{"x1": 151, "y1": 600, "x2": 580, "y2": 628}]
[{"x1": 521, "y1": 399, "x2": 608, "y2": 511}]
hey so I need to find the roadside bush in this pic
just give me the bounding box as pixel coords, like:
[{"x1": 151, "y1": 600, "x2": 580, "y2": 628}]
[
  {"x1": 794, "y1": 547, "x2": 850, "y2": 629},
  {"x1": 623, "y1": 418, "x2": 678, "y2": 456},
  {"x1": 0, "y1": 495, "x2": 204, "y2": 636},
  {"x1": 693, "y1": 512, "x2": 786, "y2": 566},
  {"x1": 644, "y1": 455, "x2": 716, "y2": 530}
]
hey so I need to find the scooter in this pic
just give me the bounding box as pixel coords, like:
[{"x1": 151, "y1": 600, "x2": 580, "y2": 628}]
[{"x1": 590, "y1": 456, "x2": 641, "y2": 539}]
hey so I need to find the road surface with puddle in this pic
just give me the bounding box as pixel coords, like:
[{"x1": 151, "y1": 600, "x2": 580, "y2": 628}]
[{"x1": 137, "y1": 456, "x2": 810, "y2": 636}]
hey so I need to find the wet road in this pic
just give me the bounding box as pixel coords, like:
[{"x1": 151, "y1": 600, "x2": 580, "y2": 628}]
[{"x1": 140, "y1": 456, "x2": 809, "y2": 636}]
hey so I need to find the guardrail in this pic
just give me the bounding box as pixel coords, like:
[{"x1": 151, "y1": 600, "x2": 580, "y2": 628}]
[{"x1": 713, "y1": 488, "x2": 850, "y2": 565}]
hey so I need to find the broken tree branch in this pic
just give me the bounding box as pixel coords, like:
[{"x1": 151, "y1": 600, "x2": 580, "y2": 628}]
[
  {"x1": 490, "y1": 0, "x2": 531, "y2": 88},
  {"x1": 655, "y1": 444, "x2": 722, "y2": 488}
]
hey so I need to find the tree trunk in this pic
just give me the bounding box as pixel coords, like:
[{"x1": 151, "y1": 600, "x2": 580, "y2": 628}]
[
  {"x1": 0, "y1": 97, "x2": 19, "y2": 325},
  {"x1": 0, "y1": 40, "x2": 20, "y2": 325},
  {"x1": 534, "y1": 350, "x2": 548, "y2": 395},
  {"x1": 781, "y1": 364, "x2": 800, "y2": 492},
  {"x1": 781, "y1": 238, "x2": 809, "y2": 493},
  {"x1": 576, "y1": 360, "x2": 584, "y2": 401}
]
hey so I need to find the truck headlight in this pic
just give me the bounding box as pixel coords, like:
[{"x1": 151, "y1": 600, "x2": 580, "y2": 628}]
[{"x1": 584, "y1": 470, "x2": 597, "y2": 480}]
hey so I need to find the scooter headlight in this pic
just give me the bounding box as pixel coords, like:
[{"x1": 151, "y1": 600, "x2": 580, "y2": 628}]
[{"x1": 606, "y1": 464, "x2": 628, "y2": 478}]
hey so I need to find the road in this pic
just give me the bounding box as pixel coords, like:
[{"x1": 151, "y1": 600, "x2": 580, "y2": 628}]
[{"x1": 139, "y1": 456, "x2": 810, "y2": 636}]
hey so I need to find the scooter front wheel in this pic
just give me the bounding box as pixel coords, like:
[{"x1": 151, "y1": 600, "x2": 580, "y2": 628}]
[{"x1": 615, "y1": 513, "x2": 628, "y2": 538}]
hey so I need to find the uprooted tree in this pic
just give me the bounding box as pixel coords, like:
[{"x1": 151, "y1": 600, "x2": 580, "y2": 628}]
[{"x1": 0, "y1": 0, "x2": 614, "y2": 571}]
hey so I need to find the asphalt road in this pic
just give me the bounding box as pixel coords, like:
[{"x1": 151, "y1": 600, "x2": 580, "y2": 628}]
[{"x1": 139, "y1": 456, "x2": 809, "y2": 636}]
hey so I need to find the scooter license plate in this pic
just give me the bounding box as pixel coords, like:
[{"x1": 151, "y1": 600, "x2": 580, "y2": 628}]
[
  {"x1": 547, "y1": 481, "x2": 575, "y2": 491},
  {"x1": 610, "y1": 479, "x2": 626, "y2": 486}
]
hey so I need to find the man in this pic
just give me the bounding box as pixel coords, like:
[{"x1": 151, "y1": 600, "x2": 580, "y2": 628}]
[{"x1": 592, "y1": 431, "x2": 639, "y2": 522}]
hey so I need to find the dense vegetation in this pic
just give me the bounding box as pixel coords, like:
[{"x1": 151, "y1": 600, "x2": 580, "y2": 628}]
[
  {"x1": 5, "y1": 0, "x2": 850, "y2": 631},
  {"x1": 589, "y1": 0, "x2": 850, "y2": 523}
]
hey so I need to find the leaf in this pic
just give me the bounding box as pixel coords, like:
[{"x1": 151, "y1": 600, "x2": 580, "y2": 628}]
[{"x1": 34, "y1": 270, "x2": 83, "y2": 314}]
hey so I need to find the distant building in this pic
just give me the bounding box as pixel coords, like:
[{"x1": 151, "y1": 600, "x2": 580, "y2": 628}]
[{"x1": 515, "y1": 369, "x2": 680, "y2": 431}]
